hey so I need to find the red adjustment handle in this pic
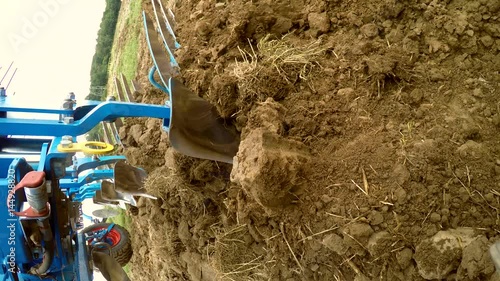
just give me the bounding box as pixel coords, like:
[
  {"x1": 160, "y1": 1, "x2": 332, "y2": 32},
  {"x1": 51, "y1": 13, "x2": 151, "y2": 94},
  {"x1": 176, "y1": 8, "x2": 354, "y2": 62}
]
[{"x1": 7, "y1": 171, "x2": 50, "y2": 218}]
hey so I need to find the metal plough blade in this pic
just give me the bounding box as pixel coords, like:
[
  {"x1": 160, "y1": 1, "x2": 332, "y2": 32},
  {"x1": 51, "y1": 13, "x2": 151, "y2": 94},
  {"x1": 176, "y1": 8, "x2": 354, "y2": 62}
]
[
  {"x1": 158, "y1": 0, "x2": 177, "y2": 34},
  {"x1": 143, "y1": 8, "x2": 241, "y2": 163},
  {"x1": 120, "y1": 73, "x2": 135, "y2": 103},
  {"x1": 168, "y1": 78, "x2": 241, "y2": 163},
  {"x1": 152, "y1": 0, "x2": 179, "y2": 52},
  {"x1": 113, "y1": 160, "x2": 157, "y2": 199},
  {"x1": 143, "y1": 10, "x2": 179, "y2": 93}
]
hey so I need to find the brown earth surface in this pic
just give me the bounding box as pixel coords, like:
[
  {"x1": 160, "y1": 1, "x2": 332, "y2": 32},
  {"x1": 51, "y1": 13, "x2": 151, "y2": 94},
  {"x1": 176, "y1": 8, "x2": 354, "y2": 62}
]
[{"x1": 118, "y1": 0, "x2": 500, "y2": 280}]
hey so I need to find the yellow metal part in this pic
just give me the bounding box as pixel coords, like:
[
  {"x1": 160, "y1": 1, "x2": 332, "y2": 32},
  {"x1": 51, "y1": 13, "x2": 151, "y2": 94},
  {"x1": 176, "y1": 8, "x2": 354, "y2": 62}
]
[{"x1": 57, "y1": 141, "x2": 114, "y2": 155}]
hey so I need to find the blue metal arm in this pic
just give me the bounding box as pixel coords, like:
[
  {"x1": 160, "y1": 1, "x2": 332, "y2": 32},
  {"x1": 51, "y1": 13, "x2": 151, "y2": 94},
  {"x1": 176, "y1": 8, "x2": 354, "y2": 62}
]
[
  {"x1": 0, "y1": 105, "x2": 72, "y2": 115},
  {"x1": 0, "y1": 101, "x2": 172, "y2": 136},
  {"x1": 72, "y1": 182, "x2": 102, "y2": 202},
  {"x1": 149, "y1": 66, "x2": 170, "y2": 93},
  {"x1": 72, "y1": 156, "x2": 127, "y2": 174},
  {"x1": 60, "y1": 169, "x2": 114, "y2": 189},
  {"x1": 76, "y1": 233, "x2": 92, "y2": 281}
]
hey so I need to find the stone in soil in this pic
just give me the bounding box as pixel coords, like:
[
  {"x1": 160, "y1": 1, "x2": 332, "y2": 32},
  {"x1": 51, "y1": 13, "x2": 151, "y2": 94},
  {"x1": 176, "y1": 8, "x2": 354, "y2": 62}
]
[
  {"x1": 414, "y1": 228, "x2": 482, "y2": 280},
  {"x1": 231, "y1": 128, "x2": 310, "y2": 214}
]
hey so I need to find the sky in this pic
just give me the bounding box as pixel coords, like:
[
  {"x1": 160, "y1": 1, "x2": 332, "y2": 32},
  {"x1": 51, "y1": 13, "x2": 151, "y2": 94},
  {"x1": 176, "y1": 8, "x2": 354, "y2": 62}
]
[{"x1": 0, "y1": 0, "x2": 106, "y2": 109}]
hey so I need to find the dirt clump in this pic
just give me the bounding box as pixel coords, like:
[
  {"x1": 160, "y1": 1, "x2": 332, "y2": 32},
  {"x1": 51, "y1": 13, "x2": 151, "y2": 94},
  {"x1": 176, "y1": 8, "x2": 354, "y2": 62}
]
[
  {"x1": 207, "y1": 73, "x2": 238, "y2": 119},
  {"x1": 231, "y1": 127, "x2": 310, "y2": 212},
  {"x1": 414, "y1": 228, "x2": 483, "y2": 280},
  {"x1": 230, "y1": 98, "x2": 310, "y2": 214}
]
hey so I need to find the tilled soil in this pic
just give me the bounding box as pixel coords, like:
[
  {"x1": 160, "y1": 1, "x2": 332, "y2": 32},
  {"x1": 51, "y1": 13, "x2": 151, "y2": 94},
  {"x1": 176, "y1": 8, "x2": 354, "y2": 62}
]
[{"x1": 118, "y1": 0, "x2": 500, "y2": 280}]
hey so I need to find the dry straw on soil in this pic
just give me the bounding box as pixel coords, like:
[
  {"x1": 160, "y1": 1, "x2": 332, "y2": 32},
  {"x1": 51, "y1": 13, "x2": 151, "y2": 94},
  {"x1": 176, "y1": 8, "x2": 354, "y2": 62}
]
[
  {"x1": 141, "y1": 166, "x2": 206, "y2": 278},
  {"x1": 209, "y1": 224, "x2": 270, "y2": 281},
  {"x1": 231, "y1": 34, "x2": 325, "y2": 104}
]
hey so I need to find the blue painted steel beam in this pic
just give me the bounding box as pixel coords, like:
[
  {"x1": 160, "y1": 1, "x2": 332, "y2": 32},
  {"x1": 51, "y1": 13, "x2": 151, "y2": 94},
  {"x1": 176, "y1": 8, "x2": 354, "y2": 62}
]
[
  {"x1": 149, "y1": 66, "x2": 170, "y2": 93},
  {"x1": 44, "y1": 137, "x2": 74, "y2": 179},
  {"x1": 0, "y1": 105, "x2": 72, "y2": 115},
  {"x1": 60, "y1": 169, "x2": 114, "y2": 189},
  {"x1": 143, "y1": 11, "x2": 175, "y2": 93},
  {"x1": 73, "y1": 182, "x2": 102, "y2": 202},
  {"x1": 73, "y1": 156, "x2": 126, "y2": 174},
  {"x1": 0, "y1": 102, "x2": 171, "y2": 136},
  {"x1": 36, "y1": 143, "x2": 49, "y2": 172},
  {"x1": 76, "y1": 233, "x2": 92, "y2": 281}
]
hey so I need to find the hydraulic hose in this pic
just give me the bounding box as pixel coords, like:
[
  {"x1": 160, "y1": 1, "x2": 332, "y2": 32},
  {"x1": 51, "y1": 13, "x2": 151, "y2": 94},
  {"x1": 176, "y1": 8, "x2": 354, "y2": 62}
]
[
  {"x1": 30, "y1": 218, "x2": 54, "y2": 275},
  {"x1": 33, "y1": 240, "x2": 54, "y2": 274}
]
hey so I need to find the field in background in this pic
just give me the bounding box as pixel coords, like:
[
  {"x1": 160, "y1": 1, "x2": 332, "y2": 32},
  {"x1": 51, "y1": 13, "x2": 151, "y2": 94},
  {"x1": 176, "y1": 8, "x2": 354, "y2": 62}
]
[
  {"x1": 106, "y1": 207, "x2": 132, "y2": 230},
  {"x1": 106, "y1": 0, "x2": 143, "y2": 97},
  {"x1": 100, "y1": 0, "x2": 143, "y2": 229}
]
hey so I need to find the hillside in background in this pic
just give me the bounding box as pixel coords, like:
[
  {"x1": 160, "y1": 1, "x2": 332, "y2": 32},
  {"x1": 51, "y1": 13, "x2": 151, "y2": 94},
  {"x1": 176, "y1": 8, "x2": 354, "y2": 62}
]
[{"x1": 87, "y1": 0, "x2": 121, "y2": 100}]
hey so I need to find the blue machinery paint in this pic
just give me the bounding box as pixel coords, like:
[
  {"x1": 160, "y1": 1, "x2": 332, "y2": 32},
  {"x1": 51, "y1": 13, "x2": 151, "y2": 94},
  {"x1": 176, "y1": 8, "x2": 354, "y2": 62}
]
[
  {"x1": 0, "y1": 87, "x2": 172, "y2": 280},
  {"x1": 0, "y1": 4, "x2": 182, "y2": 280}
]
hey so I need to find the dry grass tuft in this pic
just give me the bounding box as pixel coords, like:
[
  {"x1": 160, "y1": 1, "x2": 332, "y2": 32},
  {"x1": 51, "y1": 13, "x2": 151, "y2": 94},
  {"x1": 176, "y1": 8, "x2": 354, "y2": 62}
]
[
  {"x1": 232, "y1": 43, "x2": 259, "y2": 82},
  {"x1": 231, "y1": 34, "x2": 324, "y2": 110},
  {"x1": 143, "y1": 166, "x2": 178, "y2": 196},
  {"x1": 210, "y1": 224, "x2": 269, "y2": 281},
  {"x1": 141, "y1": 166, "x2": 206, "y2": 279},
  {"x1": 144, "y1": 165, "x2": 203, "y2": 202},
  {"x1": 148, "y1": 223, "x2": 183, "y2": 280},
  {"x1": 233, "y1": 34, "x2": 324, "y2": 83},
  {"x1": 256, "y1": 34, "x2": 324, "y2": 81}
]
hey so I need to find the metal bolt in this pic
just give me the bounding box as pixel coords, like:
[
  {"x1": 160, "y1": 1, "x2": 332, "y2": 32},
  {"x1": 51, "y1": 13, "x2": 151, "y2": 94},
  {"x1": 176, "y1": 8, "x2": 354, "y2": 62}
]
[
  {"x1": 63, "y1": 117, "x2": 74, "y2": 124},
  {"x1": 62, "y1": 135, "x2": 73, "y2": 142},
  {"x1": 62, "y1": 99, "x2": 74, "y2": 110},
  {"x1": 60, "y1": 139, "x2": 73, "y2": 148},
  {"x1": 67, "y1": 92, "x2": 76, "y2": 100},
  {"x1": 61, "y1": 136, "x2": 73, "y2": 147}
]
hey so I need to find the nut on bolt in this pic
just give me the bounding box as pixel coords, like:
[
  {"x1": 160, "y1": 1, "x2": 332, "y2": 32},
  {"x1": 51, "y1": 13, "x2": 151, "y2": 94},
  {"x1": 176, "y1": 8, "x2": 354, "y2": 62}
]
[
  {"x1": 62, "y1": 99, "x2": 74, "y2": 110},
  {"x1": 63, "y1": 117, "x2": 74, "y2": 124},
  {"x1": 67, "y1": 92, "x2": 76, "y2": 100},
  {"x1": 60, "y1": 135, "x2": 74, "y2": 148}
]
